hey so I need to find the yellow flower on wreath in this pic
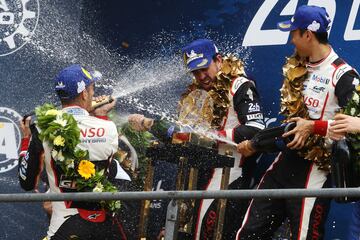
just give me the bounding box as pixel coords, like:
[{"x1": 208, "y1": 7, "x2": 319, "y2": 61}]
[
  {"x1": 78, "y1": 160, "x2": 96, "y2": 180},
  {"x1": 53, "y1": 135, "x2": 65, "y2": 146},
  {"x1": 356, "y1": 85, "x2": 360, "y2": 92},
  {"x1": 45, "y1": 109, "x2": 59, "y2": 116}
]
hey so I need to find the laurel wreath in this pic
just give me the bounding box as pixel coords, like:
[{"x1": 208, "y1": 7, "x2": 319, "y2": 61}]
[
  {"x1": 35, "y1": 103, "x2": 120, "y2": 212},
  {"x1": 280, "y1": 54, "x2": 331, "y2": 170}
]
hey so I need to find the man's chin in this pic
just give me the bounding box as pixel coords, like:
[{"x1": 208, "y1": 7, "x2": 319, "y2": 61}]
[{"x1": 295, "y1": 49, "x2": 308, "y2": 58}]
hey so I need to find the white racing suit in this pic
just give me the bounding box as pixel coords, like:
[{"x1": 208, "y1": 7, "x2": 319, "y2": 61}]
[
  {"x1": 237, "y1": 48, "x2": 360, "y2": 240},
  {"x1": 18, "y1": 106, "x2": 130, "y2": 239}
]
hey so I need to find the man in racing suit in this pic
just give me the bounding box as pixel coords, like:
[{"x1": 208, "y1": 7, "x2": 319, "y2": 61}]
[
  {"x1": 181, "y1": 39, "x2": 265, "y2": 240},
  {"x1": 236, "y1": 5, "x2": 360, "y2": 239},
  {"x1": 18, "y1": 65, "x2": 130, "y2": 240},
  {"x1": 129, "y1": 39, "x2": 266, "y2": 239}
]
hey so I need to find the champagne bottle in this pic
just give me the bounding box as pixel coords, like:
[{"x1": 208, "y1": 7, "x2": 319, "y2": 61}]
[
  {"x1": 91, "y1": 96, "x2": 114, "y2": 109},
  {"x1": 149, "y1": 119, "x2": 216, "y2": 148},
  {"x1": 149, "y1": 118, "x2": 180, "y2": 143}
]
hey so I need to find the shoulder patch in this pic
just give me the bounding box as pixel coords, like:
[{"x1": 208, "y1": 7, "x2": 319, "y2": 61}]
[
  {"x1": 332, "y1": 63, "x2": 353, "y2": 85},
  {"x1": 231, "y1": 77, "x2": 250, "y2": 95},
  {"x1": 332, "y1": 58, "x2": 345, "y2": 68}
]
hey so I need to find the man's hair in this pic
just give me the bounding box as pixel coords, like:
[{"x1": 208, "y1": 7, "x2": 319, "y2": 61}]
[
  {"x1": 212, "y1": 53, "x2": 222, "y2": 62},
  {"x1": 300, "y1": 29, "x2": 329, "y2": 44},
  {"x1": 57, "y1": 83, "x2": 93, "y2": 105},
  {"x1": 58, "y1": 94, "x2": 81, "y2": 106}
]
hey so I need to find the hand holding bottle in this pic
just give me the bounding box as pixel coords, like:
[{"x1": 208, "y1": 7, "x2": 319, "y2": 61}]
[{"x1": 128, "y1": 114, "x2": 154, "y2": 131}]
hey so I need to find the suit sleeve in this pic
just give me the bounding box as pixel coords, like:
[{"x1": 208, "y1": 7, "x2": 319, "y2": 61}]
[
  {"x1": 335, "y1": 70, "x2": 358, "y2": 107},
  {"x1": 230, "y1": 79, "x2": 266, "y2": 143},
  {"x1": 18, "y1": 125, "x2": 44, "y2": 191}
]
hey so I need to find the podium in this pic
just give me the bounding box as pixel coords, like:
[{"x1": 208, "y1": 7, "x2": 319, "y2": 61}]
[{"x1": 138, "y1": 140, "x2": 235, "y2": 240}]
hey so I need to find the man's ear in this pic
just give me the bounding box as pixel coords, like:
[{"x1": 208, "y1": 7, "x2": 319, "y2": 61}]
[
  {"x1": 215, "y1": 54, "x2": 222, "y2": 63},
  {"x1": 215, "y1": 54, "x2": 222, "y2": 69},
  {"x1": 80, "y1": 90, "x2": 87, "y2": 101},
  {"x1": 306, "y1": 30, "x2": 313, "y2": 41}
]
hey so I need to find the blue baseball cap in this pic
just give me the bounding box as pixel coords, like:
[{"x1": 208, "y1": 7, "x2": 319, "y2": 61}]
[
  {"x1": 54, "y1": 64, "x2": 102, "y2": 100},
  {"x1": 277, "y1": 5, "x2": 331, "y2": 33},
  {"x1": 181, "y1": 39, "x2": 219, "y2": 72}
]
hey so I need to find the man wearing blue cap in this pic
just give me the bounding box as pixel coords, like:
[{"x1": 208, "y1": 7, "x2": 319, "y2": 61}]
[
  {"x1": 18, "y1": 65, "x2": 130, "y2": 239},
  {"x1": 236, "y1": 5, "x2": 360, "y2": 239},
  {"x1": 179, "y1": 39, "x2": 266, "y2": 239}
]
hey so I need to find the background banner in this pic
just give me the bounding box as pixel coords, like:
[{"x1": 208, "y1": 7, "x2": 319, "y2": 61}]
[{"x1": 0, "y1": 0, "x2": 359, "y2": 238}]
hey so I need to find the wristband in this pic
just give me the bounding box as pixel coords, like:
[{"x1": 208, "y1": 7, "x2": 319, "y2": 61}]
[
  {"x1": 21, "y1": 137, "x2": 30, "y2": 152},
  {"x1": 314, "y1": 120, "x2": 327, "y2": 136}
]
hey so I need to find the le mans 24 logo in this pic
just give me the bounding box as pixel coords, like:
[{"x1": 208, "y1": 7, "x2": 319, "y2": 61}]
[
  {"x1": 0, "y1": 107, "x2": 22, "y2": 173},
  {"x1": 0, "y1": 0, "x2": 39, "y2": 56}
]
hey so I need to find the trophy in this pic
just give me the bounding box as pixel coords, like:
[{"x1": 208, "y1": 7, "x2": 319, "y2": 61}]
[{"x1": 139, "y1": 89, "x2": 235, "y2": 239}]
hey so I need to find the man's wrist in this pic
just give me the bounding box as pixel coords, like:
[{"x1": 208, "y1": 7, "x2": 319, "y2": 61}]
[
  {"x1": 92, "y1": 109, "x2": 108, "y2": 117},
  {"x1": 20, "y1": 137, "x2": 30, "y2": 152},
  {"x1": 314, "y1": 120, "x2": 327, "y2": 136}
]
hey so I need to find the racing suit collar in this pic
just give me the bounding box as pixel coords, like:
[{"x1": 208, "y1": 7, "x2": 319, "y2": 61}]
[
  {"x1": 306, "y1": 46, "x2": 333, "y2": 68},
  {"x1": 62, "y1": 105, "x2": 89, "y2": 116}
]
